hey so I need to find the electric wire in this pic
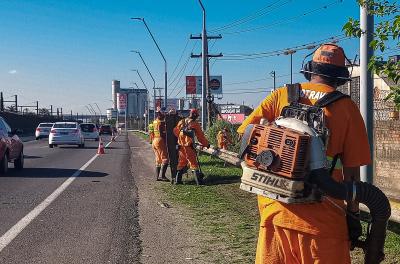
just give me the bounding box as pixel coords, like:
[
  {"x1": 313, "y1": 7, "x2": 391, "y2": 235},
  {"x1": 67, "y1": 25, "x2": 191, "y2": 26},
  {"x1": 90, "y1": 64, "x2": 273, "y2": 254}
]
[
  {"x1": 222, "y1": 0, "x2": 343, "y2": 35},
  {"x1": 209, "y1": 0, "x2": 293, "y2": 33},
  {"x1": 169, "y1": 38, "x2": 191, "y2": 82}
]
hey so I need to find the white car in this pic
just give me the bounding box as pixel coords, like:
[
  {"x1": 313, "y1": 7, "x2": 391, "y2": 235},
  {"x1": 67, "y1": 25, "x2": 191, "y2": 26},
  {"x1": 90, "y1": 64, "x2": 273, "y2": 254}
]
[
  {"x1": 80, "y1": 123, "x2": 99, "y2": 141},
  {"x1": 35, "y1": 123, "x2": 54, "y2": 140},
  {"x1": 49, "y1": 122, "x2": 84, "y2": 148}
]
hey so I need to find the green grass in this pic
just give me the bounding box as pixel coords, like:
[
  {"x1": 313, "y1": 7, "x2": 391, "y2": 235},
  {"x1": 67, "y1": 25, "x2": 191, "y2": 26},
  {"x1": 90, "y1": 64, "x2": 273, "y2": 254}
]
[
  {"x1": 160, "y1": 154, "x2": 259, "y2": 263},
  {"x1": 159, "y1": 153, "x2": 400, "y2": 264},
  {"x1": 132, "y1": 131, "x2": 149, "y2": 141}
]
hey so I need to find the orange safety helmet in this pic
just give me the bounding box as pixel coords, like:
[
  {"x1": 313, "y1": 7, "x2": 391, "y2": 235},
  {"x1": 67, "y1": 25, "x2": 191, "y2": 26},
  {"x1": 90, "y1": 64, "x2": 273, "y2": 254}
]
[
  {"x1": 301, "y1": 43, "x2": 351, "y2": 85},
  {"x1": 189, "y1": 108, "x2": 199, "y2": 119}
]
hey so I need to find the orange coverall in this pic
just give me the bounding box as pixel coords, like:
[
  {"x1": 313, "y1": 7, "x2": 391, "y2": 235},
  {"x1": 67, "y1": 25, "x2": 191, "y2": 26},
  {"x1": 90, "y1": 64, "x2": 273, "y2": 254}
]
[
  {"x1": 217, "y1": 130, "x2": 231, "y2": 150},
  {"x1": 152, "y1": 118, "x2": 169, "y2": 167},
  {"x1": 173, "y1": 118, "x2": 209, "y2": 170},
  {"x1": 237, "y1": 83, "x2": 371, "y2": 264}
]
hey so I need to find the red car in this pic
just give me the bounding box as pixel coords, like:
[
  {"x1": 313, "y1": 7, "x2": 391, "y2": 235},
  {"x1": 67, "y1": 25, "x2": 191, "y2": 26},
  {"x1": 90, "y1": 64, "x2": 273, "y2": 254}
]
[{"x1": 0, "y1": 117, "x2": 24, "y2": 174}]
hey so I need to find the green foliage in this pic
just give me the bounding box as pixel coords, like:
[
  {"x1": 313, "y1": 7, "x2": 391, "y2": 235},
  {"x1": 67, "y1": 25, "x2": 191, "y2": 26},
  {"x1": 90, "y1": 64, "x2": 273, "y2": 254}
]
[
  {"x1": 343, "y1": 0, "x2": 400, "y2": 108},
  {"x1": 206, "y1": 119, "x2": 241, "y2": 153}
]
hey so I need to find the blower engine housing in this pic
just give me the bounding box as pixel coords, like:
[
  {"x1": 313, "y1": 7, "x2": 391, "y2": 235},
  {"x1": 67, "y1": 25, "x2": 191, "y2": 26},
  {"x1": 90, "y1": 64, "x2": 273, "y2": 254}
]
[{"x1": 240, "y1": 116, "x2": 328, "y2": 203}]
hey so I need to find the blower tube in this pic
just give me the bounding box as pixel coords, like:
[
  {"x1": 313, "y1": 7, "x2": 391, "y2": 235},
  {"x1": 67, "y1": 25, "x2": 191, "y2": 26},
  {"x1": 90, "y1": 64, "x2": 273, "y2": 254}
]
[{"x1": 309, "y1": 169, "x2": 391, "y2": 264}]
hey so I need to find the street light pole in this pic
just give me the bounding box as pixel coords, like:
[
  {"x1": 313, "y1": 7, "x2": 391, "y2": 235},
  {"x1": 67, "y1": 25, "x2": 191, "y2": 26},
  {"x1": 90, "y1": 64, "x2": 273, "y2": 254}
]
[
  {"x1": 270, "y1": 71, "x2": 276, "y2": 91},
  {"x1": 131, "y1": 50, "x2": 156, "y2": 120},
  {"x1": 94, "y1": 103, "x2": 102, "y2": 122},
  {"x1": 132, "y1": 69, "x2": 150, "y2": 131},
  {"x1": 131, "y1": 17, "x2": 167, "y2": 108}
]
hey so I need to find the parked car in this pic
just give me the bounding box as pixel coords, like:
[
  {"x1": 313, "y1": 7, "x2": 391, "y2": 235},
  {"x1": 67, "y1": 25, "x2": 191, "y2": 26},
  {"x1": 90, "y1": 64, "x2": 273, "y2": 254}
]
[
  {"x1": 0, "y1": 117, "x2": 24, "y2": 174},
  {"x1": 99, "y1": 125, "x2": 112, "y2": 135},
  {"x1": 80, "y1": 123, "x2": 99, "y2": 141},
  {"x1": 35, "y1": 122, "x2": 54, "y2": 140},
  {"x1": 49, "y1": 122, "x2": 84, "y2": 148}
]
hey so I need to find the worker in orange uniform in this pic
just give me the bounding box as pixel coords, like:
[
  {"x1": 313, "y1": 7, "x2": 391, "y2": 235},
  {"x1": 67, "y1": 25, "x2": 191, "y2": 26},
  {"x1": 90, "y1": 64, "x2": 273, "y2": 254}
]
[
  {"x1": 173, "y1": 108, "x2": 210, "y2": 185},
  {"x1": 152, "y1": 108, "x2": 169, "y2": 181},
  {"x1": 217, "y1": 127, "x2": 231, "y2": 150},
  {"x1": 148, "y1": 123, "x2": 154, "y2": 144},
  {"x1": 237, "y1": 43, "x2": 370, "y2": 264}
]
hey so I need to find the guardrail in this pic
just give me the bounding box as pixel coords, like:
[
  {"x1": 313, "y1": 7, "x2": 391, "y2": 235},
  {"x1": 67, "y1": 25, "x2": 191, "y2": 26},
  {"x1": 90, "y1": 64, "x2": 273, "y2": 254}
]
[{"x1": 133, "y1": 130, "x2": 400, "y2": 224}]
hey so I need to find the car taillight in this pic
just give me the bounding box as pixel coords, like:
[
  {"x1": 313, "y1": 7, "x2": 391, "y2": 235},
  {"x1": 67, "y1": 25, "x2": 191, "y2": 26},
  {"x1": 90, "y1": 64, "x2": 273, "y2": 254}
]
[
  {"x1": 50, "y1": 129, "x2": 56, "y2": 134},
  {"x1": 36, "y1": 128, "x2": 41, "y2": 132}
]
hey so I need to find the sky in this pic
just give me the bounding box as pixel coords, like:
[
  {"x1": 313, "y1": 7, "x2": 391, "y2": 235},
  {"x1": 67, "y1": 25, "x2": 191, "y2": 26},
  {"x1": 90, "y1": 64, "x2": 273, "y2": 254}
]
[{"x1": 0, "y1": 0, "x2": 384, "y2": 114}]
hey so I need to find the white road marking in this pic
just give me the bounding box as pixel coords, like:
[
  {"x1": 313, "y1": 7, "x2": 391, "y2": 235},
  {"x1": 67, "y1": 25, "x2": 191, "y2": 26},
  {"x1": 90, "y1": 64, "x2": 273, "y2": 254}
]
[{"x1": 0, "y1": 139, "x2": 114, "y2": 252}]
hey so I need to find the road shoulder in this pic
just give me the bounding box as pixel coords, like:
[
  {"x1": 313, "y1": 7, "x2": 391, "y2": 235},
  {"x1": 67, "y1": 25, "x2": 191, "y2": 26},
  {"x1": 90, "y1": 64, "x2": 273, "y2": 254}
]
[{"x1": 129, "y1": 134, "x2": 210, "y2": 264}]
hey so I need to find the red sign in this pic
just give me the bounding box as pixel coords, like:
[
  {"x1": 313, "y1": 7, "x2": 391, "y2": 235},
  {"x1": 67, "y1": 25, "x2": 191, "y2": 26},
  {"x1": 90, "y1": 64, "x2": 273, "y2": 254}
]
[
  {"x1": 221, "y1": 113, "x2": 245, "y2": 124},
  {"x1": 186, "y1": 76, "x2": 197, "y2": 94}
]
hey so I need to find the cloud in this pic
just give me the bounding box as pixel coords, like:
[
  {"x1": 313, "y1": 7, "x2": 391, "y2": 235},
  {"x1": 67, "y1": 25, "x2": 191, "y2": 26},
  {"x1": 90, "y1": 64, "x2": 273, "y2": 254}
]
[{"x1": 8, "y1": 70, "x2": 17, "y2": 74}]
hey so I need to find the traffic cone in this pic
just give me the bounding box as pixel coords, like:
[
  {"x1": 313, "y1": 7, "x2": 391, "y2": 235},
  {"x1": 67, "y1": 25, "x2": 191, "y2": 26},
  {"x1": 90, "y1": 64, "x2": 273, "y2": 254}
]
[{"x1": 97, "y1": 137, "x2": 105, "y2": 154}]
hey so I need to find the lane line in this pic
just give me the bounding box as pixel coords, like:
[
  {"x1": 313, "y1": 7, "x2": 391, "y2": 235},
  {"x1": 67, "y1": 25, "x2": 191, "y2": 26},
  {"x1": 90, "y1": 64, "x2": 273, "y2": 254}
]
[{"x1": 0, "y1": 139, "x2": 114, "y2": 252}]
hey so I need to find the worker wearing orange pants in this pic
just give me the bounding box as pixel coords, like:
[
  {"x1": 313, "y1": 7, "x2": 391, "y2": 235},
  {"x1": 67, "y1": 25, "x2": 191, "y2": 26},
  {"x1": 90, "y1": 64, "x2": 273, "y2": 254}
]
[
  {"x1": 152, "y1": 108, "x2": 169, "y2": 181},
  {"x1": 173, "y1": 108, "x2": 209, "y2": 185},
  {"x1": 237, "y1": 44, "x2": 370, "y2": 263},
  {"x1": 217, "y1": 127, "x2": 231, "y2": 150}
]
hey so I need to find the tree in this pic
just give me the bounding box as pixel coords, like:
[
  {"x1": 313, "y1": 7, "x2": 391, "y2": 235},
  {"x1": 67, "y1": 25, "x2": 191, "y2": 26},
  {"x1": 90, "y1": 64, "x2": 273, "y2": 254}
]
[{"x1": 343, "y1": 0, "x2": 400, "y2": 109}]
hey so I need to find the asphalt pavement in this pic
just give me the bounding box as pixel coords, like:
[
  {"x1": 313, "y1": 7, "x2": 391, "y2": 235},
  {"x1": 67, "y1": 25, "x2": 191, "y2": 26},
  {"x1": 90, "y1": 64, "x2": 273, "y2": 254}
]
[{"x1": 0, "y1": 135, "x2": 140, "y2": 264}]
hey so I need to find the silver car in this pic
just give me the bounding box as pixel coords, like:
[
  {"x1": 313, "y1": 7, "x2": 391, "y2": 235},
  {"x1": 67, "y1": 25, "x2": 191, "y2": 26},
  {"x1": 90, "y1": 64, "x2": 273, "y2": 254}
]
[
  {"x1": 49, "y1": 122, "x2": 84, "y2": 148},
  {"x1": 80, "y1": 123, "x2": 99, "y2": 141},
  {"x1": 35, "y1": 123, "x2": 54, "y2": 140}
]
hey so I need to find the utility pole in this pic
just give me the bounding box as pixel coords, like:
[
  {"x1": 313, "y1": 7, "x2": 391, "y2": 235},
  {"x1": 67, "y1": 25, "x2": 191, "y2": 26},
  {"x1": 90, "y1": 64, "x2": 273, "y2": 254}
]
[
  {"x1": 360, "y1": 4, "x2": 374, "y2": 184},
  {"x1": 284, "y1": 50, "x2": 296, "y2": 84},
  {"x1": 0, "y1": 92, "x2": 3, "y2": 112},
  {"x1": 50, "y1": 105, "x2": 53, "y2": 116},
  {"x1": 60, "y1": 107, "x2": 63, "y2": 119},
  {"x1": 14, "y1": 95, "x2": 18, "y2": 113},
  {"x1": 191, "y1": 0, "x2": 223, "y2": 130},
  {"x1": 270, "y1": 71, "x2": 276, "y2": 91},
  {"x1": 36, "y1": 101, "x2": 39, "y2": 115},
  {"x1": 57, "y1": 108, "x2": 60, "y2": 118}
]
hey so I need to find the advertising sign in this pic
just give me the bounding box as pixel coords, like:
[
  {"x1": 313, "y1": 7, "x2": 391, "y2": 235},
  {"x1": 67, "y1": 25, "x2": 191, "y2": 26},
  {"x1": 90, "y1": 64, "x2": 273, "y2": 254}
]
[
  {"x1": 186, "y1": 76, "x2": 222, "y2": 95},
  {"x1": 117, "y1": 93, "x2": 127, "y2": 114},
  {"x1": 220, "y1": 105, "x2": 241, "y2": 114},
  {"x1": 221, "y1": 113, "x2": 245, "y2": 124}
]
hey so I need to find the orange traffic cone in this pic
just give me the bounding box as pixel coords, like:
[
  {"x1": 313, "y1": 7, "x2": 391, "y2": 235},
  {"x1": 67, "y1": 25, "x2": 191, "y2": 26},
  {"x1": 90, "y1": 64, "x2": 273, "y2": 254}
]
[{"x1": 97, "y1": 137, "x2": 105, "y2": 154}]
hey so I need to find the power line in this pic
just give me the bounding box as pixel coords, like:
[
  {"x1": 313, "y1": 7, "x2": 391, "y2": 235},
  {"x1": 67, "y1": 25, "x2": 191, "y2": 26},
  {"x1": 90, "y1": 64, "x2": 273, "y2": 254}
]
[
  {"x1": 209, "y1": 0, "x2": 293, "y2": 33},
  {"x1": 169, "y1": 38, "x2": 191, "y2": 81},
  {"x1": 168, "y1": 41, "x2": 198, "y2": 86},
  {"x1": 222, "y1": 0, "x2": 343, "y2": 35},
  {"x1": 217, "y1": 35, "x2": 351, "y2": 61}
]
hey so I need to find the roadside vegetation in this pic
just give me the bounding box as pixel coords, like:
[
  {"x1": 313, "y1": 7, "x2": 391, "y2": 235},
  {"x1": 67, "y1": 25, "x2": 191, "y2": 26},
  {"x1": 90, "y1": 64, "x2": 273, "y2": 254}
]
[{"x1": 133, "y1": 131, "x2": 400, "y2": 263}]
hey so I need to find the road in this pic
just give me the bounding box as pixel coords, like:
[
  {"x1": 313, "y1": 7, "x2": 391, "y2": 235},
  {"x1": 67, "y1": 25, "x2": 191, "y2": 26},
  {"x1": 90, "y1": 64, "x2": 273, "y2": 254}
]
[{"x1": 0, "y1": 135, "x2": 140, "y2": 264}]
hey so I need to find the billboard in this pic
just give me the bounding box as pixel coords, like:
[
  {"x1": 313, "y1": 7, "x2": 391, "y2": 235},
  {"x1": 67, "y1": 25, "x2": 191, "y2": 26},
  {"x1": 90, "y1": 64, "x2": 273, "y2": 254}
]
[
  {"x1": 221, "y1": 113, "x2": 245, "y2": 124},
  {"x1": 186, "y1": 76, "x2": 222, "y2": 95},
  {"x1": 117, "y1": 93, "x2": 127, "y2": 114},
  {"x1": 155, "y1": 98, "x2": 180, "y2": 111}
]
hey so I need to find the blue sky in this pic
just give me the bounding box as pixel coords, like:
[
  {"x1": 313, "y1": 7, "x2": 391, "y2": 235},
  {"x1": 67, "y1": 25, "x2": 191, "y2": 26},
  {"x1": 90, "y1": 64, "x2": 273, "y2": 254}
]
[{"x1": 0, "y1": 0, "x2": 374, "y2": 113}]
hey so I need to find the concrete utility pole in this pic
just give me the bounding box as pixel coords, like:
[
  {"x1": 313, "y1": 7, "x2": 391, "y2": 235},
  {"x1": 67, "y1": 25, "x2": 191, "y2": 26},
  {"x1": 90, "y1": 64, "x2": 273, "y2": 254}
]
[
  {"x1": 270, "y1": 71, "x2": 276, "y2": 91},
  {"x1": 131, "y1": 18, "x2": 168, "y2": 108},
  {"x1": 50, "y1": 105, "x2": 53, "y2": 116},
  {"x1": 191, "y1": 0, "x2": 223, "y2": 130},
  {"x1": 36, "y1": 101, "x2": 39, "y2": 115},
  {"x1": 360, "y1": 4, "x2": 374, "y2": 184}
]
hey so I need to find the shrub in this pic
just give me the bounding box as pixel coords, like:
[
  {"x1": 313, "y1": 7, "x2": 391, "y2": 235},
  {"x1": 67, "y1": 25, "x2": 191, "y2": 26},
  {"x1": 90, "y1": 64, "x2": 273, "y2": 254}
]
[{"x1": 206, "y1": 119, "x2": 241, "y2": 153}]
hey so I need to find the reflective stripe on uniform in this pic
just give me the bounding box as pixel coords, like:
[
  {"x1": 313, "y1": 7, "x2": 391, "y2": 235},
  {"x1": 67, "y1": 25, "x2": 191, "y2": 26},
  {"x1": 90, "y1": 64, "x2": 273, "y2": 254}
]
[{"x1": 327, "y1": 156, "x2": 343, "y2": 170}]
